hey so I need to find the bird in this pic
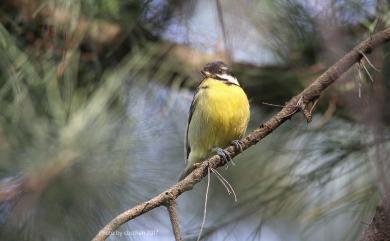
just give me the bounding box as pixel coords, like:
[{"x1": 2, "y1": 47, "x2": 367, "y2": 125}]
[{"x1": 178, "y1": 61, "x2": 250, "y2": 181}]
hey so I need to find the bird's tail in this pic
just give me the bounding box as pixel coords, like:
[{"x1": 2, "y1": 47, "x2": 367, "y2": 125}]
[{"x1": 177, "y1": 165, "x2": 194, "y2": 181}]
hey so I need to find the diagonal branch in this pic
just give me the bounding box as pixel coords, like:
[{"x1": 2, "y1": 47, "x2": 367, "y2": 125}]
[{"x1": 91, "y1": 27, "x2": 390, "y2": 241}]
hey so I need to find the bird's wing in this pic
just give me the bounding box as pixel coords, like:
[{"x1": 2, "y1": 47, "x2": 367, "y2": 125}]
[{"x1": 184, "y1": 90, "x2": 199, "y2": 163}]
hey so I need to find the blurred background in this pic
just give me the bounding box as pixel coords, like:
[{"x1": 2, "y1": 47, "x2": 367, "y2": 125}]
[{"x1": 0, "y1": 0, "x2": 389, "y2": 240}]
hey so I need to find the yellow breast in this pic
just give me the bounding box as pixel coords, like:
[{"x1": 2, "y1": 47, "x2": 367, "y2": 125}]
[{"x1": 187, "y1": 78, "x2": 250, "y2": 164}]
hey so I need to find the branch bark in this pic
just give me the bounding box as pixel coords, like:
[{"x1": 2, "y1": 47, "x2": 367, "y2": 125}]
[
  {"x1": 91, "y1": 27, "x2": 390, "y2": 241},
  {"x1": 358, "y1": 192, "x2": 390, "y2": 241},
  {"x1": 166, "y1": 200, "x2": 183, "y2": 241}
]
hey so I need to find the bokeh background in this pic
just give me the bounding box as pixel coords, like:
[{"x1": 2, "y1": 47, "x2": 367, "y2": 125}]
[{"x1": 0, "y1": 0, "x2": 390, "y2": 240}]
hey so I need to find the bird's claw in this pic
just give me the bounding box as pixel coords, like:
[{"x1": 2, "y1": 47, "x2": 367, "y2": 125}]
[
  {"x1": 213, "y1": 147, "x2": 231, "y2": 164},
  {"x1": 231, "y1": 140, "x2": 243, "y2": 153}
]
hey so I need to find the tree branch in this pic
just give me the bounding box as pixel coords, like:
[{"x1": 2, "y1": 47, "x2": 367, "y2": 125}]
[
  {"x1": 166, "y1": 200, "x2": 183, "y2": 241},
  {"x1": 358, "y1": 192, "x2": 390, "y2": 241},
  {"x1": 91, "y1": 27, "x2": 390, "y2": 241}
]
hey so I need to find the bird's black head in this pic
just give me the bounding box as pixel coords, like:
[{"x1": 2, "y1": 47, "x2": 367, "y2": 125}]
[
  {"x1": 201, "y1": 61, "x2": 231, "y2": 77},
  {"x1": 201, "y1": 61, "x2": 239, "y2": 85}
]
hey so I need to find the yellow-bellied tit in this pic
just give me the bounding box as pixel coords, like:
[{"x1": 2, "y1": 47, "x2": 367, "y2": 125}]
[{"x1": 178, "y1": 61, "x2": 250, "y2": 181}]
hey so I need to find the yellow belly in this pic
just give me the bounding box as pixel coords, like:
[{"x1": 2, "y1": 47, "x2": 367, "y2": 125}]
[{"x1": 187, "y1": 78, "x2": 250, "y2": 165}]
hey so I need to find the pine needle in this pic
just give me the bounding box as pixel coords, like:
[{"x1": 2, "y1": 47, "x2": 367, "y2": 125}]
[
  {"x1": 196, "y1": 167, "x2": 211, "y2": 241},
  {"x1": 211, "y1": 167, "x2": 237, "y2": 202}
]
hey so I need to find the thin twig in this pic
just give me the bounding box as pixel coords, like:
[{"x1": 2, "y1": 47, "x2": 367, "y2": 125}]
[
  {"x1": 296, "y1": 96, "x2": 312, "y2": 123},
  {"x1": 166, "y1": 200, "x2": 182, "y2": 241},
  {"x1": 262, "y1": 102, "x2": 285, "y2": 108},
  {"x1": 310, "y1": 98, "x2": 320, "y2": 114}
]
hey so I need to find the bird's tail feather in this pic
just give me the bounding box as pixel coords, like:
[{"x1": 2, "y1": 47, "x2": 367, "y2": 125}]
[{"x1": 177, "y1": 165, "x2": 194, "y2": 181}]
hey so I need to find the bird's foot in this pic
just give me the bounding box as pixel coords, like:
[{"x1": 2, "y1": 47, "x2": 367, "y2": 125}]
[
  {"x1": 231, "y1": 140, "x2": 244, "y2": 153},
  {"x1": 212, "y1": 147, "x2": 232, "y2": 165}
]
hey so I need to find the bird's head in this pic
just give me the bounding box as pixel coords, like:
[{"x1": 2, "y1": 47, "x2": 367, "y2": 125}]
[{"x1": 201, "y1": 61, "x2": 239, "y2": 85}]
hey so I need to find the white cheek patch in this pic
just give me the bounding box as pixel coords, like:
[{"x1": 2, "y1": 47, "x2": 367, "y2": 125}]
[{"x1": 216, "y1": 74, "x2": 240, "y2": 86}]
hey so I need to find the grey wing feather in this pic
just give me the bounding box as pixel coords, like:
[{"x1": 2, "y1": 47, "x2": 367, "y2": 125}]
[{"x1": 184, "y1": 91, "x2": 199, "y2": 163}]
